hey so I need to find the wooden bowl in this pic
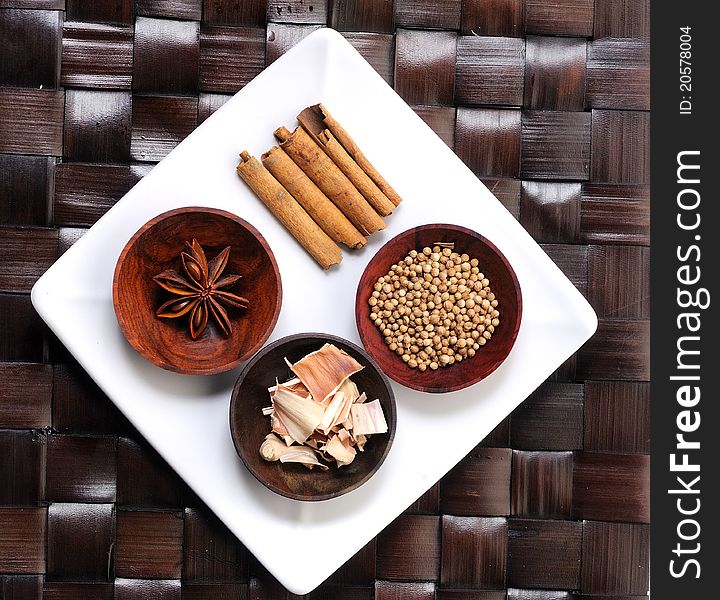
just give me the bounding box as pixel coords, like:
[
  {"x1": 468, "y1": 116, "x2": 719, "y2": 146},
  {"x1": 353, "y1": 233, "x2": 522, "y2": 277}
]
[
  {"x1": 229, "y1": 333, "x2": 397, "y2": 501},
  {"x1": 355, "y1": 224, "x2": 522, "y2": 393},
  {"x1": 113, "y1": 207, "x2": 282, "y2": 375}
]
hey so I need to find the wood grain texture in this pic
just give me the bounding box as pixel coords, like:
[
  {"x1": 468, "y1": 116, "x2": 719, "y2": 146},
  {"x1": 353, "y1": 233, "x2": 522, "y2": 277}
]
[
  {"x1": 0, "y1": 363, "x2": 53, "y2": 428},
  {"x1": 588, "y1": 245, "x2": 649, "y2": 318},
  {"x1": 437, "y1": 592, "x2": 506, "y2": 600},
  {"x1": 200, "y1": 26, "x2": 265, "y2": 90},
  {"x1": 113, "y1": 208, "x2": 281, "y2": 375},
  {"x1": 511, "y1": 451, "x2": 573, "y2": 518},
  {"x1": 580, "y1": 184, "x2": 650, "y2": 245},
  {"x1": 375, "y1": 581, "x2": 435, "y2": 600},
  {"x1": 520, "y1": 111, "x2": 591, "y2": 180},
  {"x1": 267, "y1": 0, "x2": 327, "y2": 24},
  {"x1": 478, "y1": 416, "x2": 510, "y2": 448},
  {"x1": 52, "y1": 361, "x2": 130, "y2": 434},
  {"x1": 461, "y1": 0, "x2": 524, "y2": 36},
  {"x1": 593, "y1": 0, "x2": 649, "y2": 39},
  {"x1": 581, "y1": 521, "x2": 649, "y2": 594},
  {"x1": 202, "y1": 0, "x2": 266, "y2": 26},
  {"x1": 525, "y1": 0, "x2": 593, "y2": 36},
  {"x1": 136, "y1": 0, "x2": 202, "y2": 21},
  {"x1": 329, "y1": 0, "x2": 394, "y2": 33},
  {"x1": 455, "y1": 36, "x2": 525, "y2": 106},
  {"x1": 327, "y1": 538, "x2": 376, "y2": 585},
  {"x1": 440, "y1": 447, "x2": 511, "y2": 516},
  {"x1": 412, "y1": 105, "x2": 456, "y2": 147},
  {"x1": 230, "y1": 333, "x2": 396, "y2": 501},
  {"x1": 520, "y1": 181, "x2": 581, "y2": 243},
  {"x1": 47, "y1": 503, "x2": 115, "y2": 579},
  {"x1": 115, "y1": 511, "x2": 183, "y2": 579},
  {"x1": 0, "y1": 155, "x2": 53, "y2": 226},
  {"x1": 0, "y1": 430, "x2": 46, "y2": 504},
  {"x1": 584, "y1": 381, "x2": 650, "y2": 453},
  {"x1": 590, "y1": 110, "x2": 649, "y2": 184},
  {"x1": 377, "y1": 515, "x2": 440, "y2": 580},
  {"x1": 133, "y1": 17, "x2": 199, "y2": 94},
  {"x1": 394, "y1": 29, "x2": 457, "y2": 105},
  {"x1": 540, "y1": 244, "x2": 588, "y2": 297},
  {"x1": 455, "y1": 108, "x2": 521, "y2": 177},
  {"x1": 441, "y1": 516, "x2": 507, "y2": 589},
  {"x1": 114, "y1": 578, "x2": 181, "y2": 600},
  {"x1": 576, "y1": 319, "x2": 650, "y2": 381},
  {"x1": 66, "y1": 0, "x2": 134, "y2": 25},
  {"x1": 481, "y1": 179, "x2": 520, "y2": 220},
  {"x1": 182, "y1": 583, "x2": 249, "y2": 600},
  {"x1": 572, "y1": 453, "x2": 650, "y2": 522},
  {"x1": 45, "y1": 435, "x2": 117, "y2": 502},
  {"x1": 61, "y1": 22, "x2": 133, "y2": 89},
  {"x1": 404, "y1": 483, "x2": 440, "y2": 515},
  {"x1": 117, "y1": 437, "x2": 184, "y2": 507},
  {"x1": 265, "y1": 22, "x2": 322, "y2": 65},
  {"x1": 510, "y1": 382, "x2": 584, "y2": 450},
  {"x1": 0, "y1": 294, "x2": 47, "y2": 362},
  {"x1": 130, "y1": 95, "x2": 198, "y2": 162},
  {"x1": 183, "y1": 508, "x2": 248, "y2": 581},
  {"x1": 0, "y1": 226, "x2": 58, "y2": 293},
  {"x1": 524, "y1": 36, "x2": 586, "y2": 111},
  {"x1": 0, "y1": 8, "x2": 61, "y2": 88},
  {"x1": 63, "y1": 90, "x2": 132, "y2": 162},
  {"x1": 586, "y1": 39, "x2": 649, "y2": 110},
  {"x1": 0, "y1": 88, "x2": 64, "y2": 155},
  {"x1": 54, "y1": 163, "x2": 145, "y2": 227},
  {"x1": 0, "y1": 507, "x2": 47, "y2": 573},
  {"x1": 43, "y1": 582, "x2": 114, "y2": 600},
  {"x1": 507, "y1": 519, "x2": 581, "y2": 589},
  {"x1": 197, "y1": 93, "x2": 232, "y2": 123},
  {"x1": 342, "y1": 32, "x2": 395, "y2": 85},
  {"x1": 394, "y1": 0, "x2": 461, "y2": 30}
]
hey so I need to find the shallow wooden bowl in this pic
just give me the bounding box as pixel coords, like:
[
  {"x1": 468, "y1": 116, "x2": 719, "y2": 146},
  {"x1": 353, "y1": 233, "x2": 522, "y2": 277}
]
[
  {"x1": 355, "y1": 224, "x2": 522, "y2": 393},
  {"x1": 113, "y1": 207, "x2": 282, "y2": 375},
  {"x1": 230, "y1": 333, "x2": 397, "y2": 501}
]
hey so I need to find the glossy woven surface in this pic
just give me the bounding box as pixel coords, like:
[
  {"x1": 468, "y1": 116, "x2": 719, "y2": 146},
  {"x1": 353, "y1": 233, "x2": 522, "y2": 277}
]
[{"x1": 0, "y1": 1, "x2": 649, "y2": 598}]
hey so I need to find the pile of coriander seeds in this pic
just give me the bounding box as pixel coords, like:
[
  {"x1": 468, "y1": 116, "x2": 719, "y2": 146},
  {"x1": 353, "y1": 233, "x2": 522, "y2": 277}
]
[{"x1": 368, "y1": 244, "x2": 500, "y2": 371}]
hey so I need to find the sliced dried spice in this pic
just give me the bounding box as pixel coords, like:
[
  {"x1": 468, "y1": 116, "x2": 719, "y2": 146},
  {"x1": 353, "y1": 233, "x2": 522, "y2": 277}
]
[
  {"x1": 153, "y1": 239, "x2": 249, "y2": 339},
  {"x1": 259, "y1": 343, "x2": 388, "y2": 469}
]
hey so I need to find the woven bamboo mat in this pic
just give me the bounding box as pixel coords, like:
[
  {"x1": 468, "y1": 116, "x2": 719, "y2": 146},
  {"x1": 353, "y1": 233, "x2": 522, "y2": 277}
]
[{"x1": 0, "y1": 1, "x2": 650, "y2": 598}]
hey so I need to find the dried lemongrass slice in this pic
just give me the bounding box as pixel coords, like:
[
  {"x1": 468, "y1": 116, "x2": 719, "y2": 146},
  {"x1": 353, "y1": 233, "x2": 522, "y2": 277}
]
[
  {"x1": 350, "y1": 399, "x2": 388, "y2": 436},
  {"x1": 324, "y1": 430, "x2": 357, "y2": 467},
  {"x1": 279, "y1": 447, "x2": 329, "y2": 471},
  {"x1": 290, "y1": 343, "x2": 364, "y2": 404},
  {"x1": 268, "y1": 377, "x2": 310, "y2": 399},
  {"x1": 272, "y1": 384, "x2": 324, "y2": 443}
]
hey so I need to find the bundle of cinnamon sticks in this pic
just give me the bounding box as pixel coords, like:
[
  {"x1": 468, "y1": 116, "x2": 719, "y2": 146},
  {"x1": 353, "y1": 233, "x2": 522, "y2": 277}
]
[{"x1": 236, "y1": 104, "x2": 402, "y2": 269}]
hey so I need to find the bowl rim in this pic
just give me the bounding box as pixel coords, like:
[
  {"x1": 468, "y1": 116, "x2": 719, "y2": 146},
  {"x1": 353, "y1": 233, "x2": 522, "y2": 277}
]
[
  {"x1": 355, "y1": 223, "x2": 523, "y2": 393},
  {"x1": 112, "y1": 206, "x2": 283, "y2": 376},
  {"x1": 229, "y1": 332, "x2": 398, "y2": 502}
]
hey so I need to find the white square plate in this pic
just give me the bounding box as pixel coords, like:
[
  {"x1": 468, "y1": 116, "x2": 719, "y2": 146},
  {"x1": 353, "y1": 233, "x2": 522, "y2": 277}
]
[{"x1": 32, "y1": 29, "x2": 597, "y2": 595}]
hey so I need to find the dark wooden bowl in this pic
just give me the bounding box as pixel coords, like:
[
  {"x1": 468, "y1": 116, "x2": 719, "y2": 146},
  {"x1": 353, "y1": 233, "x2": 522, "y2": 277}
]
[
  {"x1": 229, "y1": 333, "x2": 397, "y2": 501},
  {"x1": 113, "y1": 207, "x2": 282, "y2": 375},
  {"x1": 355, "y1": 224, "x2": 522, "y2": 393}
]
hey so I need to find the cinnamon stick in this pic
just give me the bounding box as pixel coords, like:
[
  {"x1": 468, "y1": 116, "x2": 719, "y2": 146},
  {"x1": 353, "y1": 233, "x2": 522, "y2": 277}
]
[
  {"x1": 261, "y1": 146, "x2": 367, "y2": 249},
  {"x1": 298, "y1": 104, "x2": 403, "y2": 207},
  {"x1": 274, "y1": 126, "x2": 386, "y2": 237},
  {"x1": 236, "y1": 151, "x2": 341, "y2": 270},
  {"x1": 317, "y1": 129, "x2": 395, "y2": 217}
]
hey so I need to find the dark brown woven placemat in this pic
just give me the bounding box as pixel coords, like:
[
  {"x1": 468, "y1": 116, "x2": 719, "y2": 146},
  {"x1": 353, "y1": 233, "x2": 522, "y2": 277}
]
[{"x1": 0, "y1": 1, "x2": 650, "y2": 598}]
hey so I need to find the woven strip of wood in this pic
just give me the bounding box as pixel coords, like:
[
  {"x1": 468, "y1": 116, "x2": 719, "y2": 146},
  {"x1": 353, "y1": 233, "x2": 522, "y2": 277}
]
[{"x1": 0, "y1": 1, "x2": 650, "y2": 598}]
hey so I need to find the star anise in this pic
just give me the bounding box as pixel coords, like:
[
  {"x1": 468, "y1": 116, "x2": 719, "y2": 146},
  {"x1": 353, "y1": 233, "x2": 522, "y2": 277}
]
[{"x1": 153, "y1": 239, "x2": 249, "y2": 339}]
